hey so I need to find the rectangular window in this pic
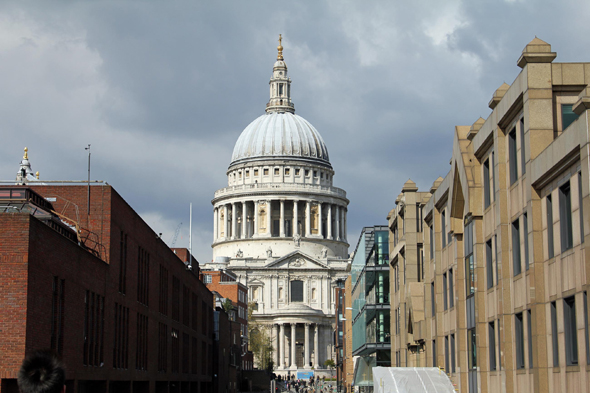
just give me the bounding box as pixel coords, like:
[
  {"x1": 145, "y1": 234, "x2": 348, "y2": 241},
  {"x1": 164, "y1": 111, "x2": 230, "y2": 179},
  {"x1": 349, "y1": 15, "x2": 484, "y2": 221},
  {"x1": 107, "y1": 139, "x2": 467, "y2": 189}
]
[
  {"x1": 50, "y1": 276, "x2": 65, "y2": 355},
  {"x1": 245, "y1": 170, "x2": 249, "y2": 177},
  {"x1": 520, "y1": 118, "x2": 526, "y2": 176},
  {"x1": 263, "y1": 168, "x2": 269, "y2": 176},
  {"x1": 509, "y1": 127, "x2": 518, "y2": 185},
  {"x1": 495, "y1": 235, "x2": 499, "y2": 286},
  {"x1": 484, "y1": 158, "x2": 491, "y2": 208},
  {"x1": 136, "y1": 313, "x2": 148, "y2": 371},
  {"x1": 584, "y1": 292, "x2": 589, "y2": 365},
  {"x1": 254, "y1": 169, "x2": 259, "y2": 176},
  {"x1": 429, "y1": 223, "x2": 434, "y2": 260},
  {"x1": 119, "y1": 231, "x2": 127, "y2": 294},
  {"x1": 172, "y1": 276, "x2": 180, "y2": 322},
  {"x1": 512, "y1": 218, "x2": 521, "y2": 276},
  {"x1": 159, "y1": 265, "x2": 168, "y2": 315},
  {"x1": 551, "y1": 301, "x2": 559, "y2": 366},
  {"x1": 441, "y1": 210, "x2": 446, "y2": 248},
  {"x1": 445, "y1": 336, "x2": 449, "y2": 373},
  {"x1": 113, "y1": 303, "x2": 129, "y2": 369},
  {"x1": 183, "y1": 285, "x2": 190, "y2": 327},
  {"x1": 192, "y1": 336, "x2": 198, "y2": 374},
  {"x1": 465, "y1": 221, "x2": 474, "y2": 297},
  {"x1": 527, "y1": 309, "x2": 533, "y2": 369},
  {"x1": 450, "y1": 333, "x2": 456, "y2": 373},
  {"x1": 274, "y1": 168, "x2": 280, "y2": 176},
  {"x1": 203, "y1": 274, "x2": 212, "y2": 284},
  {"x1": 137, "y1": 247, "x2": 149, "y2": 306},
  {"x1": 578, "y1": 172, "x2": 584, "y2": 243},
  {"x1": 564, "y1": 296, "x2": 578, "y2": 365},
  {"x1": 285, "y1": 168, "x2": 290, "y2": 176},
  {"x1": 489, "y1": 322, "x2": 496, "y2": 371},
  {"x1": 486, "y1": 239, "x2": 493, "y2": 289},
  {"x1": 431, "y1": 282, "x2": 436, "y2": 317},
  {"x1": 433, "y1": 339, "x2": 437, "y2": 367},
  {"x1": 562, "y1": 104, "x2": 579, "y2": 130},
  {"x1": 182, "y1": 332, "x2": 189, "y2": 374},
  {"x1": 83, "y1": 290, "x2": 104, "y2": 367},
  {"x1": 171, "y1": 328, "x2": 180, "y2": 373},
  {"x1": 417, "y1": 246, "x2": 423, "y2": 282},
  {"x1": 192, "y1": 293, "x2": 198, "y2": 331},
  {"x1": 158, "y1": 322, "x2": 167, "y2": 372},
  {"x1": 491, "y1": 151, "x2": 496, "y2": 198},
  {"x1": 443, "y1": 272, "x2": 448, "y2": 311},
  {"x1": 547, "y1": 194, "x2": 554, "y2": 258},
  {"x1": 560, "y1": 181, "x2": 573, "y2": 252},
  {"x1": 449, "y1": 268, "x2": 455, "y2": 308},
  {"x1": 523, "y1": 213, "x2": 529, "y2": 270},
  {"x1": 515, "y1": 312, "x2": 525, "y2": 369},
  {"x1": 290, "y1": 280, "x2": 304, "y2": 302},
  {"x1": 468, "y1": 328, "x2": 477, "y2": 369}
]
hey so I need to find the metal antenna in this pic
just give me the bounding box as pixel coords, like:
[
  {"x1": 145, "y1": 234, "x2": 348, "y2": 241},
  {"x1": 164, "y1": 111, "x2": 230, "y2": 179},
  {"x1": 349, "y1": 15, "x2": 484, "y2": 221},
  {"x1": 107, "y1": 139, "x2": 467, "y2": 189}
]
[{"x1": 85, "y1": 144, "x2": 91, "y2": 215}]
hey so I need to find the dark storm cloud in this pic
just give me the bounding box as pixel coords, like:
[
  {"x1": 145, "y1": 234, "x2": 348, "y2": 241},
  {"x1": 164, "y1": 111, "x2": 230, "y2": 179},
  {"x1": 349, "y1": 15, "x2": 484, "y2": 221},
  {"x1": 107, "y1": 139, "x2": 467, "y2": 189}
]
[{"x1": 1, "y1": 0, "x2": 589, "y2": 262}]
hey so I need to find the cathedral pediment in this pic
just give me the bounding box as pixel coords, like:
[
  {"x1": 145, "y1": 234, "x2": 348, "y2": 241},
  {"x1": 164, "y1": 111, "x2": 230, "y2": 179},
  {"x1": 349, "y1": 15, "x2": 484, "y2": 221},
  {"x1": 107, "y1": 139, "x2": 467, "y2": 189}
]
[{"x1": 263, "y1": 251, "x2": 328, "y2": 270}]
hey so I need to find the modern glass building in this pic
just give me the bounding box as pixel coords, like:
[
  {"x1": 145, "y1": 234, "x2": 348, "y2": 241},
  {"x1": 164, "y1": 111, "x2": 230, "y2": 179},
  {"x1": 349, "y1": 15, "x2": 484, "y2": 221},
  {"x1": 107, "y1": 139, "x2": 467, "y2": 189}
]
[{"x1": 350, "y1": 226, "x2": 390, "y2": 393}]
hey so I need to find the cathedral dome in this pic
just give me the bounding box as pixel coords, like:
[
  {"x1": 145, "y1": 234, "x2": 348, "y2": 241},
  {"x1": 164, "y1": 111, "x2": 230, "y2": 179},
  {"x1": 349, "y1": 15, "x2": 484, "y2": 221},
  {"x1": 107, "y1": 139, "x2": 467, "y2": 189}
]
[{"x1": 230, "y1": 112, "x2": 330, "y2": 166}]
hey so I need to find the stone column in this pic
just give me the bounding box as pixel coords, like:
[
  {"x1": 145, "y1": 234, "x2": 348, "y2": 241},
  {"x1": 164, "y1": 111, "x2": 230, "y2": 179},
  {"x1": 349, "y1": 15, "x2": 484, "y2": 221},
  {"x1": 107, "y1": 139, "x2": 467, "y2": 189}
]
[
  {"x1": 314, "y1": 324, "x2": 320, "y2": 368},
  {"x1": 279, "y1": 323, "x2": 285, "y2": 368},
  {"x1": 273, "y1": 324, "x2": 279, "y2": 368},
  {"x1": 223, "y1": 204, "x2": 228, "y2": 240},
  {"x1": 291, "y1": 323, "x2": 297, "y2": 368},
  {"x1": 293, "y1": 200, "x2": 299, "y2": 236},
  {"x1": 242, "y1": 202, "x2": 247, "y2": 239},
  {"x1": 305, "y1": 201, "x2": 311, "y2": 237},
  {"x1": 266, "y1": 200, "x2": 272, "y2": 237},
  {"x1": 280, "y1": 200, "x2": 285, "y2": 237},
  {"x1": 254, "y1": 201, "x2": 259, "y2": 236},
  {"x1": 318, "y1": 203, "x2": 323, "y2": 238},
  {"x1": 335, "y1": 205, "x2": 340, "y2": 240},
  {"x1": 327, "y1": 204, "x2": 332, "y2": 240},
  {"x1": 304, "y1": 323, "x2": 311, "y2": 369},
  {"x1": 213, "y1": 207, "x2": 218, "y2": 242},
  {"x1": 231, "y1": 203, "x2": 237, "y2": 239}
]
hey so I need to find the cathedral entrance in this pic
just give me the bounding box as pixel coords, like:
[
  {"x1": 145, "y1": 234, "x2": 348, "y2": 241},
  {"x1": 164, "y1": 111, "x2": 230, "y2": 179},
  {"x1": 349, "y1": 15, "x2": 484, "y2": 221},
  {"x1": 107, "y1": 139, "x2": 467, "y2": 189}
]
[{"x1": 296, "y1": 343, "x2": 304, "y2": 368}]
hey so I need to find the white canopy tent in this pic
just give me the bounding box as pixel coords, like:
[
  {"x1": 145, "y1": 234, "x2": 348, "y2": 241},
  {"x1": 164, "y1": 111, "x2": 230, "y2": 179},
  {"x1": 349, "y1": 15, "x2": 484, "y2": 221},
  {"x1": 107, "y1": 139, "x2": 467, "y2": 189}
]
[{"x1": 372, "y1": 367, "x2": 456, "y2": 393}]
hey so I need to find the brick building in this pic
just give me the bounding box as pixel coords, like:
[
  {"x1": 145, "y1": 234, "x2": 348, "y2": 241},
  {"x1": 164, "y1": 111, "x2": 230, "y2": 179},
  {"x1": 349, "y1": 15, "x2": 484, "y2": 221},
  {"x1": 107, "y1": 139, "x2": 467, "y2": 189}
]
[
  {"x1": 0, "y1": 181, "x2": 215, "y2": 393},
  {"x1": 388, "y1": 38, "x2": 590, "y2": 393}
]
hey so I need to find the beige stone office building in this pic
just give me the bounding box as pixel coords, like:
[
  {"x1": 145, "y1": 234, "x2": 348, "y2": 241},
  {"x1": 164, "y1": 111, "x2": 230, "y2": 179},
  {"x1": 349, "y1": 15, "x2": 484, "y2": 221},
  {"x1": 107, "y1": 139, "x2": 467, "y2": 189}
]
[{"x1": 388, "y1": 38, "x2": 590, "y2": 393}]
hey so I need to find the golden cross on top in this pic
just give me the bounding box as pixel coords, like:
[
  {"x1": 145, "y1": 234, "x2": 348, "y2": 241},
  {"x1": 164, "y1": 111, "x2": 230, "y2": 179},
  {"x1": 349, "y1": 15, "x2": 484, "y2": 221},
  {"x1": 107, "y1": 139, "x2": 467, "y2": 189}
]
[{"x1": 278, "y1": 34, "x2": 282, "y2": 46}]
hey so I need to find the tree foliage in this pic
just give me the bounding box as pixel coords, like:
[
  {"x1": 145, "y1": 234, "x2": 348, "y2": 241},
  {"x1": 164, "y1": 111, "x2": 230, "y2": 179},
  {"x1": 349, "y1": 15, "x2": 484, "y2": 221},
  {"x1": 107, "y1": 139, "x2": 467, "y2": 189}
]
[
  {"x1": 324, "y1": 359, "x2": 336, "y2": 369},
  {"x1": 248, "y1": 301, "x2": 274, "y2": 372}
]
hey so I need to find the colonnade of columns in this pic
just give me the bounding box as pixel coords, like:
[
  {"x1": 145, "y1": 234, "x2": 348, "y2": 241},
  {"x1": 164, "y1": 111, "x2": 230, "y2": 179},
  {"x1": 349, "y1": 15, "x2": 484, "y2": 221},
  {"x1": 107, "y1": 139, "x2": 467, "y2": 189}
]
[
  {"x1": 213, "y1": 199, "x2": 347, "y2": 243},
  {"x1": 272, "y1": 322, "x2": 321, "y2": 369}
]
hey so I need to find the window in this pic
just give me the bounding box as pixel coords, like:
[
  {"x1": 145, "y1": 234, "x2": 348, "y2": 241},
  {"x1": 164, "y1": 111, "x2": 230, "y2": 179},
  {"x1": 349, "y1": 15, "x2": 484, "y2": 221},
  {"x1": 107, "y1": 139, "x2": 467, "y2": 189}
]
[
  {"x1": 520, "y1": 118, "x2": 526, "y2": 176},
  {"x1": 431, "y1": 282, "x2": 435, "y2": 317},
  {"x1": 584, "y1": 292, "x2": 589, "y2": 365},
  {"x1": 509, "y1": 127, "x2": 518, "y2": 185},
  {"x1": 291, "y1": 280, "x2": 303, "y2": 302},
  {"x1": 263, "y1": 168, "x2": 269, "y2": 176},
  {"x1": 578, "y1": 172, "x2": 584, "y2": 243},
  {"x1": 515, "y1": 312, "x2": 525, "y2": 369},
  {"x1": 285, "y1": 168, "x2": 290, "y2": 176},
  {"x1": 527, "y1": 309, "x2": 533, "y2": 369},
  {"x1": 564, "y1": 296, "x2": 578, "y2": 365},
  {"x1": 445, "y1": 336, "x2": 449, "y2": 373},
  {"x1": 172, "y1": 277, "x2": 180, "y2": 322},
  {"x1": 491, "y1": 151, "x2": 496, "y2": 197},
  {"x1": 50, "y1": 276, "x2": 65, "y2": 355},
  {"x1": 274, "y1": 168, "x2": 280, "y2": 176},
  {"x1": 449, "y1": 268, "x2": 455, "y2": 308},
  {"x1": 305, "y1": 169, "x2": 309, "y2": 177},
  {"x1": 113, "y1": 303, "x2": 129, "y2": 369},
  {"x1": 136, "y1": 313, "x2": 148, "y2": 371},
  {"x1": 159, "y1": 265, "x2": 168, "y2": 315},
  {"x1": 429, "y1": 224, "x2": 434, "y2": 260},
  {"x1": 433, "y1": 339, "x2": 437, "y2": 367},
  {"x1": 119, "y1": 231, "x2": 127, "y2": 294},
  {"x1": 468, "y1": 328, "x2": 476, "y2": 369},
  {"x1": 484, "y1": 158, "x2": 491, "y2": 208},
  {"x1": 486, "y1": 239, "x2": 493, "y2": 289},
  {"x1": 295, "y1": 168, "x2": 300, "y2": 176},
  {"x1": 203, "y1": 274, "x2": 212, "y2": 284},
  {"x1": 465, "y1": 221, "x2": 474, "y2": 297},
  {"x1": 246, "y1": 170, "x2": 250, "y2": 178},
  {"x1": 489, "y1": 322, "x2": 496, "y2": 371},
  {"x1": 238, "y1": 171, "x2": 242, "y2": 179},
  {"x1": 441, "y1": 210, "x2": 446, "y2": 248},
  {"x1": 560, "y1": 181, "x2": 573, "y2": 252},
  {"x1": 562, "y1": 104, "x2": 579, "y2": 130},
  {"x1": 158, "y1": 323, "x2": 167, "y2": 372},
  {"x1": 417, "y1": 246, "x2": 423, "y2": 282},
  {"x1": 171, "y1": 328, "x2": 179, "y2": 373},
  {"x1": 137, "y1": 247, "x2": 149, "y2": 306},
  {"x1": 83, "y1": 290, "x2": 105, "y2": 367},
  {"x1": 443, "y1": 272, "x2": 448, "y2": 311},
  {"x1": 450, "y1": 333, "x2": 456, "y2": 373},
  {"x1": 512, "y1": 218, "x2": 521, "y2": 276},
  {"x1": 254, "y1": 169, "x2": 259, "y2": 176},
  {"x1": 313, "y1": 170, "x2": 318, "y2": 177},
  {"x1": 547, "y1": 194, "x2": 554, "y2": 258},
  {"x1": 494, "y1": 235, "x2": 499, "y2": 286},
  {"x1": 523, "y1": 213, "x2": 529, "y2": 270},
  {"x1": 551, "y1": 301, "x2": 559, "y2": 366}
]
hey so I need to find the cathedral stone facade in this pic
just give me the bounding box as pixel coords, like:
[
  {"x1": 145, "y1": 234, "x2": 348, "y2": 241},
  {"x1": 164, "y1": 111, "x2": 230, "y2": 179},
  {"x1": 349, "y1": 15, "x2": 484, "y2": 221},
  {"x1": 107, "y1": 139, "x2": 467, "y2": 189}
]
[{"x1": 206, "y1": 38, "x2": 349, "y2": 375}]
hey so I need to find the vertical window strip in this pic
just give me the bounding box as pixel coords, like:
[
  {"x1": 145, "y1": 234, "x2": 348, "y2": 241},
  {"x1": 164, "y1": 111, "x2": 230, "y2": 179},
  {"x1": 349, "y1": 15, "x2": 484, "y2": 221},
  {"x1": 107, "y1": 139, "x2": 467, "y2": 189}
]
[
  {"x1": 560, "y1": 182, "x2": 573, "y2": 252},
  {"x1": 520, "y1": 118, "x2": 526, "y2": 176},
  {"x1": 449, "y1": 268, "x2": 454, "y2": 308},
  {"x1": 489, "y1": 322, "x2": 496, "y2": 371},
  {"x1": 547, "y1": 195, "x2": 554, "y2": 258},
  {"x1": 584, "y1": 292, "x2": 589, "y2": 365},
  {"x1": 528, "y1": 309, "x2": 533, "y2": 369},
  {"x1": 484, "y1": 158, "x2": 491, "y2": 208},
  {"x1": 512, "y1": 219, "x2": 521, "y2": 276},
  {"x1": 498, "y1": 318, "x2": 502, "y2": 370},
  {"x1": 494, "y1": 235, "x2": 499, "y2": 286},
  {"x1": 551, "y1": 301, "x2": 559, "y2": 367},
  {"x1": 450, "y1": 333, "x2": 456, "y2": 373},
  {"x1": 486, "y1": 239, "x2": 493, "y2": 289},
  {"x1": 524, "y1": 213, "x2": 529, "y2": 270},
  {"x1": 564, "y1": 296, "x2": 578, "y2": 365},
  {"x1": 515, "y1": 312, "x2": 524, "y2": 369},
  {"x1": 509, "y1": 128, "x2": 518, "y2": 185},
  {"x1": 579, "y1": 172, "x2": 585, "y2": 243},
  {"x1": 443, "y1": 272, "x2": 448, "y2": 311}
]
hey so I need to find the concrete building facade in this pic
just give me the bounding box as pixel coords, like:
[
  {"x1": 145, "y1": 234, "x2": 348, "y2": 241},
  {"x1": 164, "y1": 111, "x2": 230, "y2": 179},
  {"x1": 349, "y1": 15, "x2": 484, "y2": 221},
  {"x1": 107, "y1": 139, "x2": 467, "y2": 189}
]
[{"x1": 388, "y1": 38, "x2": 590, "y2": 393}]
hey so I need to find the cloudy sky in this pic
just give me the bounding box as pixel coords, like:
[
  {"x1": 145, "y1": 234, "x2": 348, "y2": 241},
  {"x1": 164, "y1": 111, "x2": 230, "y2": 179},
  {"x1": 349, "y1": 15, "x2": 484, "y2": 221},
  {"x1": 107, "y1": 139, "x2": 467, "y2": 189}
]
[{"x1": 1, "y1": 1, "x2": 589, "y2": 263}]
